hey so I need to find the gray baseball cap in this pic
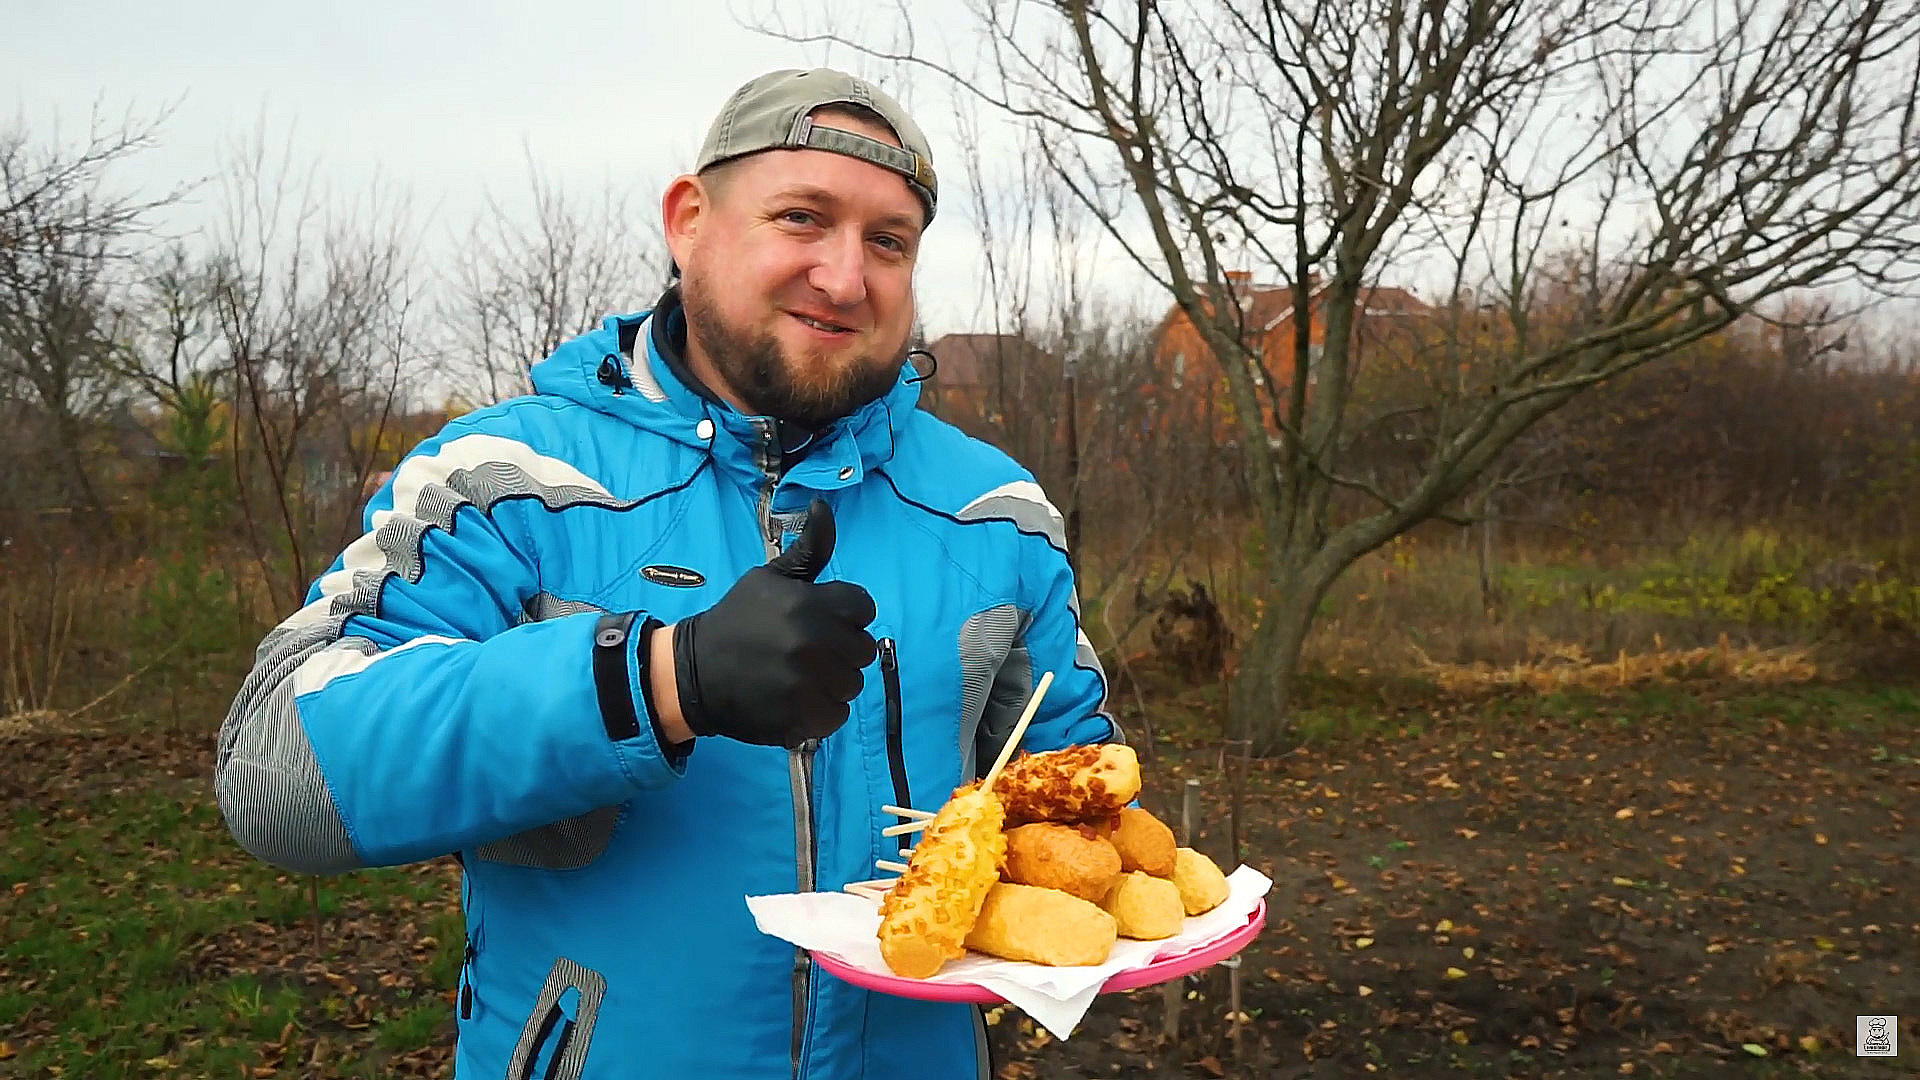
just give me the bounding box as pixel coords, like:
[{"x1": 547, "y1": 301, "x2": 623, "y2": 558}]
[{"x1": 696, "y1": 68, "x2": 938, "y2": 224}]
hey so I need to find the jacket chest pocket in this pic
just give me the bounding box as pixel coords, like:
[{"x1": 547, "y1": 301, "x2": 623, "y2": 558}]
[{"x1": 870, "y1": 604, "x2": 1027, "y2": 819}]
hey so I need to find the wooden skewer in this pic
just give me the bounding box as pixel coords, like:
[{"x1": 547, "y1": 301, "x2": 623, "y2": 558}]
[
  {"x1": 858, "y1": 672, "x2": 1056, "y2": 897},
  {"x1": 978, "y1": 670, "x2": 1054, "y2": 793},
  {"x1": 843, "y1": 877, "x2": 896, "y2": 900}
]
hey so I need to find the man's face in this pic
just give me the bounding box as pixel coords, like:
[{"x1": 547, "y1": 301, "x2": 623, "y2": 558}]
[{"x1": 672, "y1": 112, "x2": 924, "y2": 429}]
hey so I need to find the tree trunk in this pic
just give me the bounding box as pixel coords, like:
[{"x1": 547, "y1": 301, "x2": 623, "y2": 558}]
[
  {"x1": 50, "y1": 407, "x2": 104, "y2": 519},
  {"x1": 1226, "y1": 577, "x2": 1320, "y2": 753}
]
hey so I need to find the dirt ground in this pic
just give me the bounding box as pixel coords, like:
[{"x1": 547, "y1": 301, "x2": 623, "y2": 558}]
[
  {"x1": 4, "y1": 683, "x2": 1915, "y2": 1078},
  {"x1": 989, "y1": 690, "x2": 1920, "y2": 1078}
]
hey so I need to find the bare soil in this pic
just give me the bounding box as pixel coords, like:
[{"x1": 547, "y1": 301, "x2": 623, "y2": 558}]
[{"x1": 989, "y1": 687, "x2": 1920, "y2": 1078}]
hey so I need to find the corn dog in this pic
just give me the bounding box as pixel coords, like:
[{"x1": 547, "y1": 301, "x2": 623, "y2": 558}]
[
  {"x1": 1101, "y1": 870, "x2": 1184, "y2": 940},
  {"x1": 1106, "y1": 806, "x2": 1177, "y2": 877},
  {"x1": 1171, "y1": 847, "x2": 1230, "y2": 915},
  {"x1": 991, "y1": 743, "x2": 1142, "y2": 824},
  {"x1": 1002, "y1": 822, "x2": 1123, "y2": 902},
  {"x1": 963, "y1": 882, "x2": 1117, "y2": 966},
  {"x1": 876, "y1": 785, "x2": 1008, "y2": 978}
]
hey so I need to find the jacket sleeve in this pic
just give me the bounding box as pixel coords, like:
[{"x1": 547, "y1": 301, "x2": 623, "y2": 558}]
[
  {"x1": 964, "y1": 478, "x2": 1122, "y2": 767},
  {"x1": 214, "y1": 412, "x2": 684, "y2": 875}
]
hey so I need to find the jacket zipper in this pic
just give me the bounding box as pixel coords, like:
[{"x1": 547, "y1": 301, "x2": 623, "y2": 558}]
[
  {"x1": 458, "y1": 870, "x2": 479, "y2": 1020},
  {"x1": 752, "y1": 419, "x2": 819, "y2": 1080},
  {"x1": 880, "y1": 637, "x2": 910, "y2": 852}
]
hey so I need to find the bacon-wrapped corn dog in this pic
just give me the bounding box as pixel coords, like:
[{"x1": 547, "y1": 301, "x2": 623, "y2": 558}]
[
  {"x1": 991, "y1": 743, "x2": 1141, "y2": 824},
  {"x1": 876, "y1": 785, "x2": 1008, "y2": 978}
]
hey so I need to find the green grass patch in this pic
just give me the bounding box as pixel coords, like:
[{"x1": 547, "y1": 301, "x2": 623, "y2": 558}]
[{"x1": 0, "y1": 778, "x2": 461, "y2": 1078}]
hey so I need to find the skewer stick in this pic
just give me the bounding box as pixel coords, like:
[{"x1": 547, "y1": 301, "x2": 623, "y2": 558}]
[
  {"x1": 880, "y1": 818, "x2": 930, "y2": 837},
  {"x1": 978, "y1": 670, "x2": 1054, "y2": 792},
  {"x1": 882, "y1": 804, "x2": 934, "y2": 820},
  {"x1": 875, "y1": 858, "x2": 910, "y2": 874},
  {"x1": 843, "y1": 877, "x2": 896, "y2": 900}
]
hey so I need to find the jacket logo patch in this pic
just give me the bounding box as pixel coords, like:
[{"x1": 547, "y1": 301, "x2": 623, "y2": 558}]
[{"x1": 640, "y1": 564, "x2": 706, "y2": 588}]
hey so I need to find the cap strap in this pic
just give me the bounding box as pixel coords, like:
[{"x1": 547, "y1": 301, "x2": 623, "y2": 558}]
[{"x1": 793, "y1": 116, "x2": 936, "y2": 201}]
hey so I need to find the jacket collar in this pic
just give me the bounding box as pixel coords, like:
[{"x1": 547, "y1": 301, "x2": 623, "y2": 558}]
[{"x1": 527, "y1": 295, "x2": 923, "y2": 492}]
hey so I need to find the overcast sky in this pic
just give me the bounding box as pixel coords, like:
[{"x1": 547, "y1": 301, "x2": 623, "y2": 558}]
[{"x1": 4, "y1": 0, "x2": 1154, "y2": 338}]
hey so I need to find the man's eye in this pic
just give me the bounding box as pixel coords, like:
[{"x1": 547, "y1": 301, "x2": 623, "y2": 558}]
[
  {"x1": 782, "y1": 210, "x2": 818, "y2": 226},
  {"x1": 871, "y1": 234, "x2": 906, "y2": 254}
]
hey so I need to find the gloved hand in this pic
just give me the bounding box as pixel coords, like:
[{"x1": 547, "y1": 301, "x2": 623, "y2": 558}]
[{"x1": 670, "y1": 499, "x2": 877, "y2": 749}]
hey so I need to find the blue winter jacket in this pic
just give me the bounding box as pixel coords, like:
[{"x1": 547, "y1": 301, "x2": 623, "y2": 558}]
[{"x1": 214, "y1": 303, "x2": 1119, "y2": 1079}]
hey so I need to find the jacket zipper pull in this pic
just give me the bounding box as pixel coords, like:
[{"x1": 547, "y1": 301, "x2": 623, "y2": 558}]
[{"x1": 459, "y1": 936, "x2": 478, "y2": 1019}]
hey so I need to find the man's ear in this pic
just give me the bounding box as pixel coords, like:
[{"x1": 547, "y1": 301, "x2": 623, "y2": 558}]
[{"x1": 661, "y1": 175, "x2": 707, "y2": 272}]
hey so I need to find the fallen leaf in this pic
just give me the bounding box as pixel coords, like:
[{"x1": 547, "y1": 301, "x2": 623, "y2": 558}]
[
  {"x1": 1357, "y1": 985, "x2": 1374, "y2": 997},
  {"x1": 1451, "y1": 1030, "x2": 1469, "y2": 1044},
  {"x1": 1195, "y1": 1055, "x2": 1226, "y2": 1078},
  {"x1": 1798, "y1": 1034, "x2": 1820, "y2": 1052},
  {"x1": 1462, "y1": 947, "x2": 1475, "y2": 959},
  {"x1": 1353, "y1": 937, "x2": 1374, "y2": 949},
  {"x1": 1435, "y1": 918, "x2": 1454, "y2": 933},
  {"x1": 1813, "y1": 833, "x2": 1828, "y2": 845},
  {"x1": 1615, "y1": 808, "x2": 1635, "y2": 820},
  {"x1": 1445, "y1": 967, "x2": 1467, "y2": 979},
  {"x1": 1741, "y1": 1043, "x2": 1768, "y2": 1057},
  {"x1": 1612, "y1": 876, "x2": 1636, "y2": 887}
]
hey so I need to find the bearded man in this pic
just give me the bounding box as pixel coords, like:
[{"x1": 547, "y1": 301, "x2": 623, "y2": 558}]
[{"x1": 215, "y1": 68, "x2": 1120, "y2": 1079}]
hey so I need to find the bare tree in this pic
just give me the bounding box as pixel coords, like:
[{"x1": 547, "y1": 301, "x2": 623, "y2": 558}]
[
  {"x1": 442, "y1": 160, "x2": 671, "y2": 406},
  {"x1": 209, "y1": 128, "x2": 421, "y2": 610},
  {"x1": 0, "y1": 105, "x2": 180, "y2": 519},
  {"x1": 767, "y1": 0, "x2": 1920, "y2": 750}
]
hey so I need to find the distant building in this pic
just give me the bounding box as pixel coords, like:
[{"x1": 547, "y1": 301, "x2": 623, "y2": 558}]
[
  {"x1": 1147, "y1": 270, "x2": 1434, "y2": 439},
  {"x1": 917, "y1": 332, "x2": 1062, "y2": 431}
]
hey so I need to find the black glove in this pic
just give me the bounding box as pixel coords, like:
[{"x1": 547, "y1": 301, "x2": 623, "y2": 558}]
[{"x1": 671, "y1": 499, "x2": 877, "y2": 749}]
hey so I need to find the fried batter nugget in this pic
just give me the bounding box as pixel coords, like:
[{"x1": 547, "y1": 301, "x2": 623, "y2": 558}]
[
  {"x1": 991, "y1": 743, "x2": 1142, "y2": 824},
  {"x1": 1101, "y1": 871, "x2": 1185, "y2": 940},
  {"x1": 1171, "y1": 847, "x2": 1231, "y2": 915},
  {"x1": 1003, "y1": 823, "x2": 1123, "y2": 902},
  {"x1": 877, "y1": 785, "x2": 1008, "y2": 978},
  {"x1": 963, "y1": 882, "x2": 1118, "y2": 967},
  {"x1": 1106, "y1": 806, "x2": 1177, "y2": 877}
]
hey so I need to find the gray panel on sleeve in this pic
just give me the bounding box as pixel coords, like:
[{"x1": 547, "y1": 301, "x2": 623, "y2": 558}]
[{"x1": 215, "y1": 627, "x2": 370, "y2": 873}]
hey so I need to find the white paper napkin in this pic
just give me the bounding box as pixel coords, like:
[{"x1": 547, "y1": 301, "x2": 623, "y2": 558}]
[{"x1": 746, "y1": 865, "x2": 1273, "y2": 1040}]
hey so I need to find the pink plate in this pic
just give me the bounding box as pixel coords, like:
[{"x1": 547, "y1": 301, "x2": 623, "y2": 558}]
[{"x1": 812, "y1": 898, "x2": 1266, "y2": 1003}]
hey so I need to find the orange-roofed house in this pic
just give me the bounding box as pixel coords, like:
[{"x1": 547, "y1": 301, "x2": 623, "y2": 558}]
[{"x1": 1147, "y1": 270, "x2": 1436, "y2": 442}]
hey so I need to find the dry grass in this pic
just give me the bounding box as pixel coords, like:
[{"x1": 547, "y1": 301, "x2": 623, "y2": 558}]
[{"x1": 1410, "y1": 631, "x2": 1822, "y2": 694}]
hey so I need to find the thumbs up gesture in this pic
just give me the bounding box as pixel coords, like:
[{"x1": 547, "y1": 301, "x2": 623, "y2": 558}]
[{"x1": 669, "y1": 499, "x2": 877, "y2": 749}]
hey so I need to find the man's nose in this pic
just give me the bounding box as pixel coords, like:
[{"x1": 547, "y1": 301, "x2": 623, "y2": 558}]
[{"x1": 808, "y1": 229, "x2": 868, "y2": 308}]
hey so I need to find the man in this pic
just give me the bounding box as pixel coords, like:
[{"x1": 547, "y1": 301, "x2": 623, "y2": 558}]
[{"x1": 214, "y1": 69, "x2": 1119, "y2": 1079}]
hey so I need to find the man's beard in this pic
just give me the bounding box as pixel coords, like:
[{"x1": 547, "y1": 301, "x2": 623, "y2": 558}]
[{"x1": 682, "y1": 277, "x2": 905, "y2": 431}]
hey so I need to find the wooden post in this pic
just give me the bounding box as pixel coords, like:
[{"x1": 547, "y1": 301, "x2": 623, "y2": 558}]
[
  {"x1": 1224, "y1": 741, "x2": 1251, "y2": 1061},
  {"x1": 1162, "y1": 778, "x2": 1202, "y2": 1042}
]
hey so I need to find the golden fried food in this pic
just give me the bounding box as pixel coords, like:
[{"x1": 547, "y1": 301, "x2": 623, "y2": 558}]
[
  {"x1": 1170, "y1": 847, "x2": 1230, "y2": 915},
  {"x1": 1106, "y1": 806, "x2": 1177, "y2": 877},
  {"x1": 1003, "y1": 823, "x2": 1123, "y2": 902},
  {"x1": 992, "y1": 743, "x2": 1142, "y2": 824},
  {"x1": 1100, "y1": 871, "x2": 1185, "y2": 940},
  {"x1": 963, "y1": 882, "x2": 1118, "y2": 967},
  {"x1": 877, "y1": 785, "x2": 1008, "y2": 978}
]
